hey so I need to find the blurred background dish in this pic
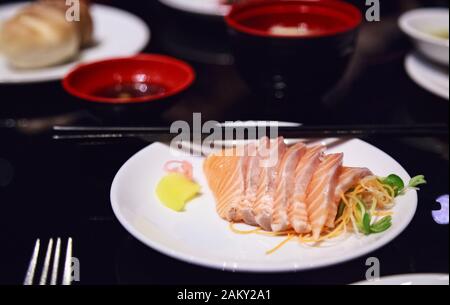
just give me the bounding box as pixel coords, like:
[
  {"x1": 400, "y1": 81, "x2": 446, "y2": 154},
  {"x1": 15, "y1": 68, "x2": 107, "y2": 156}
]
[
  {"x1": 399, "y1": 8, "x2": 449, "y2": 66},
  {"x1": 225, "y1": 0, "x2": 362, "y2": 104},
  {"x1": 158, "y1": 0, "x2": 231, "y2": 17},
  {"x1": 0, "y1": 2, "x2": 150, "y2": 84},
  {"x1": 406, "y1": 52, "x2": 449, "y2": 100}
]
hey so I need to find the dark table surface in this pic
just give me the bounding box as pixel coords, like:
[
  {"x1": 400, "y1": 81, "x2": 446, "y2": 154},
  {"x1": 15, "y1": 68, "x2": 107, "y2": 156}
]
[{"x1": 0, "y1": 0, "x2": 448, "y2": 285}]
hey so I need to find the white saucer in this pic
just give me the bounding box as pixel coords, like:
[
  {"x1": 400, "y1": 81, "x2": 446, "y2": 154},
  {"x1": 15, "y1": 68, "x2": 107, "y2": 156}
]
[{"x1": 405, "y1": 52, "x2": 449, "y2": 100}]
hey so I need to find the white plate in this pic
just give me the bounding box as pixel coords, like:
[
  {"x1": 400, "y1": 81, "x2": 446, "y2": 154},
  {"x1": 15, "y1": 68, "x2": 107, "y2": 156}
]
[
  {"x1": 354, "y1": 274, "x2": 449, "y2": 285},
  {"x1": 110, "y1": 139, "x2": 418, "y2": 272},
  {"x1": 0, "y1": 2, "x2": 150, "y2": 84},
  {"x1": 405, "y1": 52, "x2": 449, "y2": 100},
  {"x1": 158, "y1": 0, "x2": 230, "y2": 17}
]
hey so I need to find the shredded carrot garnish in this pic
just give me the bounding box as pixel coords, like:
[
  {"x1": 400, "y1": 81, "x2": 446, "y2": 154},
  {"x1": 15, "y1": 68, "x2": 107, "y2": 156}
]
[
  {"x1": 256, "y1": 230, "x2": 297, "y2": 237},
  {"x1": 266, "y1": 234, "x2": 295, "y2": 255},
  {"x1": 373, "y1": 210, "x2": 394, "y2": 217},
  {"x1": 229, "y1": 223, "x2": 261, "y2": 235}
]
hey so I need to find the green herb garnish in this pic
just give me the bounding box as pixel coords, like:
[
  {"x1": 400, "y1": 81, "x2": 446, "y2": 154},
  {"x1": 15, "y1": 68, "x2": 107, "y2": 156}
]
[
  {"x1": 370, "y1": 216, "x2": 393, "y2": 233},
  {"x1": 355, "y1": 209, "x2": 392, "y2": 236},
  {"x1": 362, "y1": 213, "x2": 372, "y2": 235},
  {"x1": 339, "y1": 174, "x2": 425, "y2": 236},
  {"x1": 381, "y1": 174, "x2": 404, "y2": 196},
  {"x1": 336, "y1": 201, "x2": 346, "y2": 220},
  {"x1": 407, "y1": 175, "x2": 427, "y2": 190},
  {"x1": 380, "y1": 174, "x2": 427, "y2": 196}
]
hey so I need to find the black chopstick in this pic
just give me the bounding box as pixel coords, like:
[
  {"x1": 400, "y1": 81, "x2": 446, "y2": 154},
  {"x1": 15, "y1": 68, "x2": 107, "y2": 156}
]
[{"x1": 52, "y1": 124, "x2": 449, "y2": 142}]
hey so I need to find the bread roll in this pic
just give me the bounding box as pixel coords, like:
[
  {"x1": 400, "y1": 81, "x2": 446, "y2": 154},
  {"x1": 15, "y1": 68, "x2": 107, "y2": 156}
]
[
  {"x1": 38, "y1": 0, "x2": 93, "y2": 47},
  {"x1": 0, "y1": 0, "x2": 93, "y2": 69}
]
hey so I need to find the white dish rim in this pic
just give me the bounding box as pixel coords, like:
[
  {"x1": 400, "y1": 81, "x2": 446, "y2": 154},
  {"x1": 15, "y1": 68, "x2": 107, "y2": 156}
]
[
  {"x1": 353, "y1": 273, "x2": 450, "y2": 285},
  {"x1": 158, "y1": 0, "x2": 230, "y2": 17}
]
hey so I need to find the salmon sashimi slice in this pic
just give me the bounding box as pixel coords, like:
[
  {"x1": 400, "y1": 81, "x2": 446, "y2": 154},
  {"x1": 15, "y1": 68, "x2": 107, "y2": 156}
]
[
  {"x1": 271, "y1": 143, "x2": 307, "y2": 232},
  {"x1": 288, "y1": 145, "x2": 326, "y2": 234},
  {"x1": 253, "y1": 137, "x2": 287, "y2": 231},
  {"x1": 240, "y1": 142, "x2": 263, "y2": 226},
  {"x1": 203, "y1": 148, "x2": 244, "y2": 222},
  {"x1": 306, "y1": 153, "x2": 343, "y2": 240},
  {"x1": 325, "y1": 167, "x2": 373, "y2": 228}
]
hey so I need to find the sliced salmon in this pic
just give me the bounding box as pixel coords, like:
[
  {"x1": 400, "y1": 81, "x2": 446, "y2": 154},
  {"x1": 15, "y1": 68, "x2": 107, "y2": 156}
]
[
  {"x1": 325, "y1": 167, "x2": 373, "y2": 228},
  {"x1": 240, "y1": 142, "x2": 263, "y2": 226},
  {"x1": 253, "y1": 137, "x2": 287, "y2": 231},
  {"x1": 271, "y1": 142, "x2": 307, "y2": 232},
  {"x1": 203, "y1": 148, "x2": 244, "y2": 222},
  {"x1": 306, "y1": 153, "x2": 343, "y2": 240},
  {"x1": 288, "y1": 145, "x2": 326, "y2": 233}
]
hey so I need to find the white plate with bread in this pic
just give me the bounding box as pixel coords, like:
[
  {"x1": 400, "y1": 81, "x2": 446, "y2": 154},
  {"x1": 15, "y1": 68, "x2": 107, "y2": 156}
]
[{"x1": 0, "y1": 1, "x2": 150, "y2": 84}]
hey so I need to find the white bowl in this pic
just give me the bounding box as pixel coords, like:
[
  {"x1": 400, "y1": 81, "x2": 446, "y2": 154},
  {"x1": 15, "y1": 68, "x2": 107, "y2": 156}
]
[{"x1": 399, "y1": 8, "x2": 449, "y2": 66}]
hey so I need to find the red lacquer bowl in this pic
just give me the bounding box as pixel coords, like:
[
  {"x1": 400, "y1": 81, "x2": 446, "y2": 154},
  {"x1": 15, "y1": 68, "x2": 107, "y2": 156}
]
[
  {"x1": 225, "y1": 0, "x2": 362, "y2": 39},
  {"x1": 62, "y1": 54, "x2": 195, "y2": 104}
]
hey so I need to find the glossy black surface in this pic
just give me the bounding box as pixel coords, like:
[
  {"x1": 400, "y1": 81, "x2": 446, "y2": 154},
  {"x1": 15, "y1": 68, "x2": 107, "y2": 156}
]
[{"x1": 0, "y1": 0, "x2": 448, "y2": 285}]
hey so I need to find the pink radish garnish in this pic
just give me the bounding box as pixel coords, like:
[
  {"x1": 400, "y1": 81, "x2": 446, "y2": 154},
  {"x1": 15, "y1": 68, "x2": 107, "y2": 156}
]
[{"x1": 164, "y1": 161, "x2": 194, "y2": 181}]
